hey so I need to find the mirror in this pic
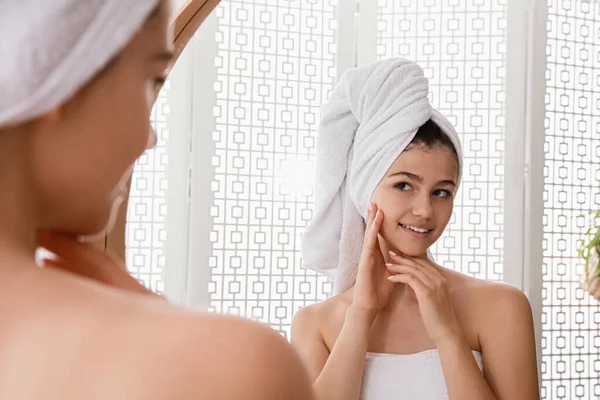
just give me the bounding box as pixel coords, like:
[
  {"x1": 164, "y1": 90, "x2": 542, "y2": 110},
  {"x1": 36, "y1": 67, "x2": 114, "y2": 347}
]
[{"x1": 95, "y1": 3, "x2": 599, "y2": 397}]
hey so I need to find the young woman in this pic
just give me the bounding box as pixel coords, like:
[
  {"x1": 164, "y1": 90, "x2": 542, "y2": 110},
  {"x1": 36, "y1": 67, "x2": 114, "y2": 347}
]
[
  {"x1": 0, "y1": 1, "x2": 313, "y2": 399},
  {"x1": 292, "y1": 58, "x2": 539, "y2": 400}
]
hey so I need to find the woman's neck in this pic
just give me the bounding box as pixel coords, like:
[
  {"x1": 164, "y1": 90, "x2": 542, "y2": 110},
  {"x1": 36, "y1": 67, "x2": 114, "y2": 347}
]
[
  {"x1": 0, "y1": 207, "x2": 38, "y2": 257},
  {"x1": 0, "y1": 128, "x2": 40, "y2": 259}
]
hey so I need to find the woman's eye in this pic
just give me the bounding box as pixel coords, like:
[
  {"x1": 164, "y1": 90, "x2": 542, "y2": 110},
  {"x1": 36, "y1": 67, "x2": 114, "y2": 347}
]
[
  {"x1": 395, "y1": 182, "x2": 411, "y2": 191},
  {"x1": 433, "y1": 189, "x2": 451, "y2": 198}
]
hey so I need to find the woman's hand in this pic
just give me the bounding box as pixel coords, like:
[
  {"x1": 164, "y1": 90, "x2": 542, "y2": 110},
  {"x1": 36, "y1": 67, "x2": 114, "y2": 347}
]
[
  {"x1": 350, "y1": 203, "x2": 395, "y2": 321},
  {"x1": 386, "y1": 252, "x2": 464, "y2": 346},
  {"x1": 38, "y1": 231, "x2": 161, "y2": 298}
]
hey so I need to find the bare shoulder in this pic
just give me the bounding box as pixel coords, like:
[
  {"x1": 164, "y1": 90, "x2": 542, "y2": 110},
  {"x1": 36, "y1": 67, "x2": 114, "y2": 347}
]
[
  {"x1": 290, "y1": 293, "x2": 349, "y2": 381},
  {"x1": 443, "y1": 268, "x2": 531, "y2": 309},
  {"x1": 111, "y1": 304, "x2": 315, "y2": 400},
  {"x1": 442, "y1": 269, "x2": 534, "y2": 341},
  {"x1": 0, "y1": 268, "x2": 313, "y2": 400},
  {"x1": 292, "y1": 296, "x2": 336, "y2": 325},
  {"x1": 441, "y1": 269, "x2": 533, "y2": 333},
  {"x1": 292, "y1": 290, "x2": 351, "y2": 333},
  {"x1": 441, "y1": 272, "x2": 540, "y2": 397},
  {"x1": 469, "y1": 279, "x2": 534, "y2": 327}
]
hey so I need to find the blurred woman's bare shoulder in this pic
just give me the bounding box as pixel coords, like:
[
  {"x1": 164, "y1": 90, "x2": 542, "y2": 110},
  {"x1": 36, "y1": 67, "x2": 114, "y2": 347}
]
[
  {"x1": 0, "y1": 264, "x2": 313, "y2": 400},
  {"x1": 126, "y1": 306, "x2": 315, "y2": 399}
]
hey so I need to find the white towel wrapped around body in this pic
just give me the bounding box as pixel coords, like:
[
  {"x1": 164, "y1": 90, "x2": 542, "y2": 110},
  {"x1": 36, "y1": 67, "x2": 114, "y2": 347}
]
[
  {"x1": 301, "y1": 58, "x2": 463, "y2": 294},
  {"x1": 0, "y1": 0, "x2": 160, "y2": 128}
]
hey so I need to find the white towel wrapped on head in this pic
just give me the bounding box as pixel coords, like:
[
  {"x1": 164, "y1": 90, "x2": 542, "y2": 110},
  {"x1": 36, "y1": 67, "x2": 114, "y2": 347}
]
[
  {"x1": 301, "y1": 58, "x2": 463, "y2": 294},
  {"x1": 0, "y1": 0, "x2": 161, "y2": 128}
]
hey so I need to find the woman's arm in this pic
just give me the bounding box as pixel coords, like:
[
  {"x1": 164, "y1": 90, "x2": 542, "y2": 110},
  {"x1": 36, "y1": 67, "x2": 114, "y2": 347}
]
[
  {"x1": 292, "y1": 305, "x2": 374, "y2": 400},
  {"x1": 470, "y1": 285, "x2": 539, "y2": 399},
  {"x1": 438, "y1": 285, "x2": 539, "y2": 400},
  {"x1": 292, "y1": 205, "x2": 396, "y2": 400},
  {"x1": 436, "y1": 335, "x2": 498, "y2": 400}
]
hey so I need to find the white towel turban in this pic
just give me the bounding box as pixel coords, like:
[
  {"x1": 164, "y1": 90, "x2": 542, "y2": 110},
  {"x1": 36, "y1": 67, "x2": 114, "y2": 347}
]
[
  {"x1": 301, "y1": 58, "x2": 463, "y2": 294},
  {"x1": 0, "y1": 0, "x2": 161, "y2": 128}
]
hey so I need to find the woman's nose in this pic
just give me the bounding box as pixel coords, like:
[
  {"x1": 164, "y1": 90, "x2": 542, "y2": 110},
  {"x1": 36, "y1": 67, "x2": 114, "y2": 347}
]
[{"x1": 411, "y1": 193, "x2": 434, "y2": 219}]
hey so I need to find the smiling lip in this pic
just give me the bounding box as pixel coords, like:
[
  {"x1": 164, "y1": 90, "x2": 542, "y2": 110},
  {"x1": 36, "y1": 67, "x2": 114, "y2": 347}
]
[{"x1": 399, "y1": 223, "x2": 432, "y2": 238}]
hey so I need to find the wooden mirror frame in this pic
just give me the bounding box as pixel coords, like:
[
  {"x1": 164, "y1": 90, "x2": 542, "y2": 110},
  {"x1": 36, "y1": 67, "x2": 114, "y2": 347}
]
[{"x1": 99, "y1": 0, "x2": 221, "y2": 260}]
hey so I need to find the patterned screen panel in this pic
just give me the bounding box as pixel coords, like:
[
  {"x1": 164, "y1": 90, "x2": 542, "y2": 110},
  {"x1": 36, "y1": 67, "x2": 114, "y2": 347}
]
[
  {"x1": 208, "y1": 0, "x2": 337, "y2": 337},
  {"x1": 378, "y1": 0, "x2": 506, "y2": 281},
  {"x1": 542, "y1": 1, "x2": 600, "y2": 398},
  {"x1": 125, "y1": 83, "x2": 170, "y2": 294}
]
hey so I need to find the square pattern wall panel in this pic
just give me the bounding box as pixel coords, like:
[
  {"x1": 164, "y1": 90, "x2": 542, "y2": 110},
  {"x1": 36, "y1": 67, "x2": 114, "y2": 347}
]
[
  {"x1": 378, "y1": 0, "x2": 506, "y2": 281},
  {"x1": 208, "y1": 0, "x2": 337, "y2": 338},
  {"x1": 542, "y1": 1, "x2": 600, "y2": 398},
  {"x1": 125, "y1": 82, "x2": 170, "y2": 294}
]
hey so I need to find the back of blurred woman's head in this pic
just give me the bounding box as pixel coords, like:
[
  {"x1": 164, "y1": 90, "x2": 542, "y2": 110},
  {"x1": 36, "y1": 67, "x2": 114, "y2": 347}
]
[{"x1": 0, "y1": 0, "x2": 174, "y2": 239}]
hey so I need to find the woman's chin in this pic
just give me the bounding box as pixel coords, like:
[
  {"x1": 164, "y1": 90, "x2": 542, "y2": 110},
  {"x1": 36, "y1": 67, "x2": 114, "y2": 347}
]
[
  {"x1": 77, "y1": 230, "x2": 107, "y2": 244},
  {"x1": 104, "y1": 195, "x2": 125, "y2": 232},
  {"x1": 389, "y1": 239, "x2": 433, "y2": 257},
  {"x1": 77, "y1": 196, "x2": 125, "y2": 243},
  {"x1": 74, "y1": 218, "x2": 111, "y2": 243},
  {"x1": 388, "y1": 230, "x2": 442, "y2": 258}
]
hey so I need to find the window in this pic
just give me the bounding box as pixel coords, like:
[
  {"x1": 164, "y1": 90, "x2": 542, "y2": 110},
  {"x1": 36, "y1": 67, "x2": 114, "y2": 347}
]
[
  {"x1": 541, "y1": 1, "x2": 600, "y2": 397},
  {"x1": 206, "y1": 0, "x2": 337, "y2": 337}
]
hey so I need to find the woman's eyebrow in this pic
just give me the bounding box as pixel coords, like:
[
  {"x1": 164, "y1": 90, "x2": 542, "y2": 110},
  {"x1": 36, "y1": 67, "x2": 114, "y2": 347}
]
[
  {"x1": 387, "y1": 171, "x2": 456, "y2": 187},
  {"x1": 387, "y1": 171, "x2": 422, "y2": 182}
]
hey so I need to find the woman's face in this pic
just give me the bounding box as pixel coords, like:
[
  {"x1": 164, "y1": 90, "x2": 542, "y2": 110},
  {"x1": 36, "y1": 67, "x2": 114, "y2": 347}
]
[
  {"x1": 30, "y1": 1, "x2": 173, "y2": 238},
  {"x1": 371, "y1": 144, "x2": 459, "y2": 257}
]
